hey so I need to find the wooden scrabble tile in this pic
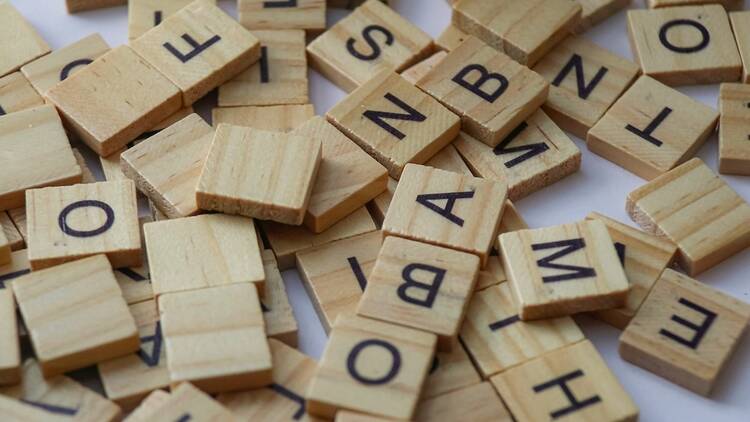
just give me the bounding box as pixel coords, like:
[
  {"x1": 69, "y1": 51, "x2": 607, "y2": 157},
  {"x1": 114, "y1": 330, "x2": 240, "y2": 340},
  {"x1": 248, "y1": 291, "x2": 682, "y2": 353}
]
[
  {"x1": 0, "y1": 395, "x2": 55, "y2": 421},
  {"x1": 422, "y1": 342, "x2": 481, "y2": 400},
  {"x1": 628, "y1": 6, "x2": 741, "y2": 86},
  {"x1": 620, "y1": 269, "x2": 750, "y2": 396},
  {"x1": 0, "y1": 359, "x2": 121, "y2": 421},
  {"x1": 491, "y1": 340, "x2": 639, "y2": 422},
  {"x1": 307, "y1": 0, "x2": 433, "y2": 92},
  {"x1": 0, "y1": 105, "x2": 82, "y2": 211},
  {"x1": 12, "y1": 255, "x2": 139, "y2": 377},
  {"x1": 261, "y1": 250, "x2": 298, "y2": 347},
  {"x1": 719, "y1": 83, "x2": 750, "y2": 175},
  {"x1": 628, "y1": 159, "x2": 750, "y2": 276},
  {"x1": 196, "y1": 125, "x2": 322, "y2": 224},
  {"x1": 98, "y1": 300, "x2": 169, "y2": 410},
  {"x1": 121, "y1": 389, "x2": 171, "y2": 422},
  {"x1": 357, "y1": 236, "x2": 480, "y2": 351},
  {"x1": 21, "y1": 33, "x2": 109, "y2": 96},
  {"x1": 586, "y1": 212, "x2": 677, "y2": 329},
  {"x1": 307, "y1": 314, "x2": 437, "y2": 420},
  {"x1": 0, "y1": 212, "x2": 23, "y2": 251},
  {"x1": 125, "y1": 382, "x2": 238, "y2": 422},
  {"x1": 454, "y1": 110, "x2": 581, "y2": 201},
  {"x1": 533, "y1": 35, "x2": 640, "y2": 140},
  {"x1": 26, "y1": 180, "x2": 142, "y2": 270},
  {"x1": 415, "y1": 381, "x2": 512, "y2": 422},
  {"x1": 212, "y1": 104, "x2": 315, "y2": 132},
  {"x1": 159, "y1": 283, "x2": 273, "y2": 393},
  {"x1": 131, "y1": 1, "x2": 261, "y2": 106},
  {"x1": 66, "y1": 0, "x2": 126, "y2": 13},
  {"x1": 0, "y1": 250, "x2": 30, "y2": 291},
  {"x1": 0, "y1": 1, "x2": 50, "y2": 77},
  {"x1": 574, "y1": 0, "x2": 631, "y2": 34},
  {"x1": 382, "y1": 164, "x2": 506, "y2": 265},
  {"x1": 731, "y1": 11, "x2": 750, "y2": 84},
  {"x1": 499, "y1": 220, "x2": 630, "y2": 320},
  {"x1": 218, "y1": 30, "x2": 307, "y2": 107},
  {"x1": 452, "y1": 0, "x2": 582, "y2": 66},
  {"x1": 329, "y1": 71, "x2": 460, "y2": 178},
  {"x1": 417, "y1": 36, "x2": 549, "y2": 147},
  {"x1": 47, "y1": 46, "x2": 182, "y2": 157},
  {"x1": 292, "y1": 116, "x2": 388, "y2": 233},
  {"x1": 128, "y1": 0, "x2": 216, "y2": 41},
  {"x1": 425, "y1": 144, "x2": 473, "y2": 175},
  {"x1": 460, "y1": 283, "x2": 584, "y2": 378},
  {"x1": 145, "y1": 213, "x2": 265, "y2": 297},
  {"x1": 0, "y1": 284, "x2": 19, "y2": 385},
  {"x1": 647, "y1": 0, "x2": 742, "y2": 9},
  {"x1": 588, "y1": 76, "x2": 718, "y2": 179},
  {"x1": 401, "y1": 51, "x2": 447, "y2": 85},
  {"x1": 218, "y1": 339, "x2": 317, "y2": 420},
  {"x1": 435, "y1": 25, "x2": 468, "y2": 52},
  {"x1": 239, "y1": 0, "x2": 326, "y2": 33},
  {"x1": 121, "y1": 114, "x2": 213, "y2": 219},
  {"x1": 0, "y1": 72, "x2": 44, "y2": 116}
]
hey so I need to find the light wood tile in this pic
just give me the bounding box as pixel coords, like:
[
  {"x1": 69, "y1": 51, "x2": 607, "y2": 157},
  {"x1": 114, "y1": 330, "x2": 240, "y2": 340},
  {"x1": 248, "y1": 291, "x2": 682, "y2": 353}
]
[
  {"x1": 261, "y1": 250, "x2": 298, "y2": 347},
  {"x1": 718, "y1": 83, "x2": 750, "y2": 175},
  {"x1": 435, "y1": 25, "x2": 468, "y2": 52},
  {"x1": 0, "y1": 395, "x2": 56, "y2": 421},
  {"x1": 212, "y1": 104, "x2": 315, "y2": 132},
  {"x1": 128, "y1": 0, "x2": 216, "y2": 41},
  {"x1": 239, "y1": 0, "x2": 325, "y2": 33},
  {"x1": 730, "y1": 11, "x2": 750, "y2": 84},
  {"x1": 0, "y1": 72, "x2": 44, "y2": 116},
  {"x1": 368, "y1": 177, "x2": 397, "y2": 226},
  {"x1": 415, "y1": 382, "x2": 512, "y2": 422},
  {"x1": 0, "y1": 1, "x2": 50, "y2": 77},
  {"x1": 573, "y1": 0, "x2": 631, "y2": 34},
  {"x1": 422, "y1": 342, "x2": 481, "y2": 400},
  {"x1": 0, "y1": 250, "x2": 30, "y2": 292},
  {"x1": 124, "y1": 382, "x2": 239, "y2": 422},
  {"x1": 401, "y1": 51, "x2": 447, "y2": 85},
  {"x1": 425, "y1": 144, "x2": 473, "y2": 175}
]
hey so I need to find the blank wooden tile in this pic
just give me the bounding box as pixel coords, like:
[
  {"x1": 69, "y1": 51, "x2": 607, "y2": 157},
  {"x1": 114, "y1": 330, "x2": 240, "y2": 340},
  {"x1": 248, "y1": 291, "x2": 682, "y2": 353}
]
[
  {"x1": 500, "y1": 220, "x2": 630, "y2": 320},
  {"x1": 307, "y1": 0, "x2": 433, "y2": 92},
  {"x1": 627, "y1": 158, "x2": 750, "y2": 275},
  {"x1": 647, "y1": 0, "x2": 742, "y2": 9},
  {"x1": 0, "y1": 250, "x2": 30, "y2": 292},
  {"x1": 0, "y1": 72, "x2": 44, "y2": 116},
  {"x1": 491, "y1": 340, "x2": 639, "y2": 422},
  {"x1": 26, "y1": 180, "x2": 142, "y2": 270},
  {"x1": 47, "y1": 46, "x2": 182, "y2": 157},
  {"x1": 0, "y1": 1, "x2": 50, "y2": 77},
  {"x1": 574, "y1": 0, "x2": 631, "y2": 34},
  {"x1": 718, "y1": 83, "x2": 750, "y2": 175},
  {"x1": 98, "y1": 300, "x2": 170, "y2": 411},
  {"x1": 66, "y1": 0, "x2": 126, "y2": 13},
  {"x1": 435, "y1": 25, "x2": 468, "y2": 52},
  {"x1": 0, "y1": 105, "x2": 82, "y2": 211},
  {"x1": 196, "y1": 125, "x2": 322, "y2": 225},
  {"x1": 460, "y1": 283, "x2": 584, "y2": 378},
  {"x1": 455, "y1": 110, "x2": 581, "y2": 201},
  {"x1": 357, "y1": 236, "x2": 480, "y2": 351},
  {"x1": 328, "y1": 71, "x2": 460, "y2": 178},
  {"x1": 307, "y1": 314, "x2": 437, "y2": 420},
  {"x1": 13, "y1": 255, "x2": 139, "y2": 377},
  {"x1": 453, "y1": 0, "x2": 581, "y2": 66},
  {"x1": 620, "y1": 269, "x2": 750, "y2": 396},
  {"x1": 0, "y1": 212, "x2": 23, "y2": 251},
  {"x1": 239, "y1": 0, "x2": 325, "y2": 33},
  {"x1": 292, "y1": 116, "x2": 388, "y2": 233},
  {"x1": 418, "y1": 36, "x2": 549, "y2": 147},
  {"x1": 422, "y1": 342, "x2": 481, "y2": 400},
  {"x1": 261, "y1": 250, "x2": 298, "y2": 347},
  {"x1": 131, "y1": 1, "x2": 260, "y2": 106},
  {"x1": 415, "y1": 381, "x2": 513, "y2": 422},
  {"x1": 128, "y1": 0, "x2": 216, "y2": 41},
  {"x1": 145, "y1": 213, "x2": 265, "y2": 297},
  {"x1": 401, "y1": 51, "x2": 447, "y2": 85},
  {"x1": 382, "y1": 164, "x2": 506, "y2": 265},
  {"x1": 628, "y1": 6, "x2": 741, "y2": 86},
  {"x1": 124, "y1": 382, "x2": 238, "y2": 422},
  {"x1": 730, "y1": 11, "x2": 750, "y2": 84},
  {"x1": 533, "y1": 35, "x2": 640, "y2": 140},
  {"x1": 425, "y1": 144, "x2": 473, "y2": 175},
  {"x1": 588, "y1": 76, "x2": 718, "y2": 180},
  {"x1": 159, "y1": 283, "x2": 273, "y2": 393},
  {"x1": 0, "y1": 284, "x2": 19, "y2": 385},
  {"x1": 212, "y1": 104, "x2": 315, "y2": 132}
]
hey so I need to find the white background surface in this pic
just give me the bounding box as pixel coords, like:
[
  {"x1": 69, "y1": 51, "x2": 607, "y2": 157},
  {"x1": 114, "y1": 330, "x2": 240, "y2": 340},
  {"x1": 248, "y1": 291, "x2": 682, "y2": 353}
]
[{"x1": 9, "y1": 0, "x2": 750, "y2": 420}]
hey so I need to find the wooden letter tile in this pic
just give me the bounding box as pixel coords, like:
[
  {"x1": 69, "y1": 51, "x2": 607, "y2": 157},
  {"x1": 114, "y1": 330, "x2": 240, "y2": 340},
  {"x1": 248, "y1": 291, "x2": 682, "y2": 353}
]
[
  {"x1": 730, "y1": 11, "x2": 750, "y2": 84},
  {"x1": 627, "y1": 158, "x2": 750, "y2": 275},
  {"x1": 0, "y1": 72, "x2": 44, "y2": 116},
  {"x1": 212, "y1": 104, "x2": 315, "y2": 131},
  {"x1": 415, "y1": 382, "x2": 512, "y2": 422},
  {"x1": 261, "y1": 250, "x2": 299, "y2": 347},
  {"x1": 306, "y1": 314, "x2": 437, "y2": 420},
  {"x1": 0, "y1": 394, "x2": 64, "y2": 421},
  {"x1": 574, "y1": 0, "x2": 631, "y2": 34},
  {"x1": 499, "y1": 220, "x2": 630, "y2": 320},
  {"x1": 239, "y1": 0, "x2": 326, "y2": 33},
  {"x1": 718, "y1": 83, "x2": 750, "y2": 175},
  {"x1": 128, "y1": 0, "x2": 216, "y2": 41},
  {"x1": 124, "y1": 382, "x2": 238, "y2": 422},
  {"x1": 12, "y1": 255, "x2": 139, "y2": 377},
  {"x1": 0, "y1": 283, "x2": 19, "y2": 385},
  {"x1": 422, "y1": 342, "x2": 481, "y2": 400},
  {"x1": 0, "y1": 1, "x2": 50, "y2": 77},
  {"x1": 0, "y1": 250, "x2": 31, "y2": 292},
  {"x1": 588, "y1": 75, "x2": 718, "y2": 179},
  {"x1": 158, "y1": 283, "x2": 273, "y2": 393}
]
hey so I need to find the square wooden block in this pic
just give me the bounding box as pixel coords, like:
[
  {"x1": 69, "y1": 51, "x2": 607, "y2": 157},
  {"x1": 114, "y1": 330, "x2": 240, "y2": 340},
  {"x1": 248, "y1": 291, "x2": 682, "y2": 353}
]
[
  {"x1": 454, "y1": 110, "x2": 581, "y2": 201},
  {"x1": 460, "y1": 283, "x2": 584, "y2": 378},
  {"x1": 500, "y1": 220, "x2": 630, "y2": 320},
  {"x1": 731, "y1": 11, "x2": 750, "y2": 84},
  {"x1": 418, "y1": 36, "x2": 549, "y2": 147},
  {"x1": 0, "y1": 72, "x2": 44, "y2": 116},
  {"x1": 307, "y1": 315, "x2": 437, "y2": 420},
  {"x1": 126, "y1": 382, "x2": 238, "y2": 421},
  {"x1": 453, "y1": 0, "x2": 581, "y2": 66},
  {"x1": 586, "y1": 212, "x2": 677, "y2": 329},
  {"x1": 121, "y1": 113, "x2": 214, "y2": 218},
  {"x1": 261, "y1": 250, "x2": 298, "y2": 347},
  {"x1": 145, "y1": 214, "x2": 265, "y2": 297},
  {"x1": 158, "y1": 283, "x2": 273, "y2": 393},
  {"x1": 12, "y1": 255, "x2": 139, "y2": 377},
  {"x1": 0, "y1": 1, "x2": 50, "y2": 77},
  {"x1": 415, "y1": 382, "x2": 513, "y2": 422},
  {"x1": 621, "y1": 269, "x2": 750, "y2": 396},
  {"x1": 212, "y1": 104, "x2": 315, "y2": 131},
  {"x1": 0, "y1": 285, "x2": 19, "y2": 385},
  {"x1": 131, "y1": 1, "x2": 260, "y2": 105},
  {"x1": 26, "y1": 180, "x2": 142, "y2": 270},
  {"x1": 533, "y1": 35, "x2": 640, "y2": 139},
  {"x1": 628, "y1": 6, "x2": 741, "y2": 86},
  {"x1": 196, "y1": 125, "x2": 322, "y2": 224},
  {"x1": 588, "y1": 75, "x2": 718, "y2": 180},
  {"x1": 307, "y1": 0, "x2": 433, "y2": 92},
  {"x1": 128, "y1": 0, "x2": 216, "y2": 41},
  {"x1": 422, "y1": 342, "x2": 481, "y2": 400},
  {"x1": 47, "y1": 46, "x2": 182, "y2": 157},
  {"x1": 628, "y1": 158, "x2": 750, "y2": 275},
  {"x1": 718, "y1": 83, "x2": 750, "y2": 175},
  {"x1": 0, "y1": 105, "x2": 82, "y2": 211},
  {"x1": 491, "y1": 340, "x2": 639, "y2": 422},
  {"x1": 574, "y1": 0, "x2": 631, "y2": 34},
  {"x1": 328, "y1": 70, "x2": 460, "y2": 179},
  {"x1": 296, "y1": 231, "x2": 382, "y2": 332},
  {"x1": 239, "y1": 0, "x2": 325, "y2": 32}
]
